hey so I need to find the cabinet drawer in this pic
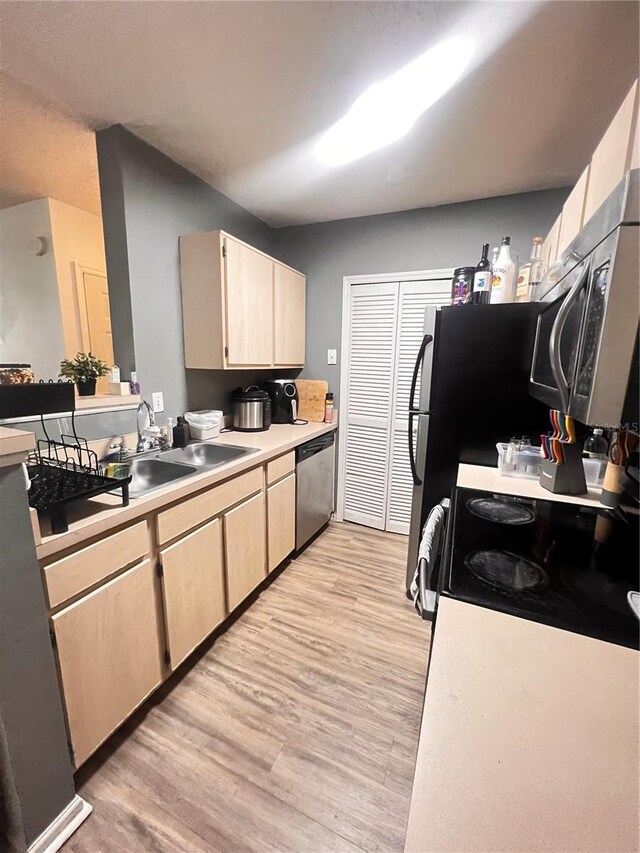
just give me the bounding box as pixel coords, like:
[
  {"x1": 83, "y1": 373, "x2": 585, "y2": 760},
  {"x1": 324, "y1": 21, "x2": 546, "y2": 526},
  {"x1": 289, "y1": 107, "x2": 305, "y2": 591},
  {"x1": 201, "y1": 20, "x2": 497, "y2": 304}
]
[
  {"x1": 44, "y1": 520, "x2": 149, "y2": 609},
  {"x1": 157, "y1": 467, "x2": 263, "y2": 545},
  {"x1": 52, "y1": 559, "x2": 163, "y2": 767},
  {"x1": 267, "y1": 451, "x2": 295, "y2": 485}
]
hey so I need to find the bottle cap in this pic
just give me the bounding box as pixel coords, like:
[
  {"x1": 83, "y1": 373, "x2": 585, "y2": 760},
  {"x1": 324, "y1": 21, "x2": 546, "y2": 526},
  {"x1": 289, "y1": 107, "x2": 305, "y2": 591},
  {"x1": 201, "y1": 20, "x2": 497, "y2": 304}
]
[
  {"x1": 593, "y1": 428, "x2": 603, "y2": 436},
  {"x1": 533, "y1": 237, "x2": 543, "y2": 244},
  {"x1": 130, "y1": 371, "x2": 137, "y2": 382},
  {"x1": 501, "y1": 236, "x2": 511, "y2": 246},
  {"x1": 177, "y1": 416, "x2": 187, "y2": 424},
  {"x1": 326, "y1": 392, "x2": 334, "y2": 401}
]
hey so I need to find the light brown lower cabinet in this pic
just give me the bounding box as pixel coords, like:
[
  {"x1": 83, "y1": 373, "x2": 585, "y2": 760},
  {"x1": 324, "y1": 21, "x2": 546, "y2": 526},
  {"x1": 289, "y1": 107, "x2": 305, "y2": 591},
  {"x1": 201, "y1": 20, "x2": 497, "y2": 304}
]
[
  {"x1": 51, "y1": 559, "x2": 163, "y2": 767},
  {"x1": 224, "y1": 490, "x2": 267, "y2": 610},
  {"x1": 160, "y1": 518, "x2": 226, "y2": 670},
  {"x1": 267, "y1": 473, "x2": 296, "y2": 572}
]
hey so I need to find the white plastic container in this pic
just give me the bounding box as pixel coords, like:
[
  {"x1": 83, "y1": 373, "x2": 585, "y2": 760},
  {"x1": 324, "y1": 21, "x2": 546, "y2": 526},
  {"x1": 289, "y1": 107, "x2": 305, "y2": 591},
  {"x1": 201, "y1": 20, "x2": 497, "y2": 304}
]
[
  {"x1": 184, "y1": 410, "x2": 223, "y2": 441},
  {"x1": 496, "y1": 443, "x2": 606, "y2": 486},
  {"x1": 496, "y1": 442, "x2": 543, "y2": 478},
  {"x1": 583, "y1": 457, "x2": 606, "y2": 487}
]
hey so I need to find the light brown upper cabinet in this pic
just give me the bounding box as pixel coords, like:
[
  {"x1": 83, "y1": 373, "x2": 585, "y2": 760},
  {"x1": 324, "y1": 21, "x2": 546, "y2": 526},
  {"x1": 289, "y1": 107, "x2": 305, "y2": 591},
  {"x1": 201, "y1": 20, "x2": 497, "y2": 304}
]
[
  {"x1": 273, "y1": 263, "x2": 306, "y2": 366},
  {"x1": 542, "y1": 213, "x2": 562, "y2": 270},
  {"x1": 179, "y1": 230, "x2": 306, "y2": 369},
  {"x1": 583, "y1": 80, "x2": 638, "y2": 223},
  {"x1": 557, "y1": 167, "x2": 590, "y2": 257}
]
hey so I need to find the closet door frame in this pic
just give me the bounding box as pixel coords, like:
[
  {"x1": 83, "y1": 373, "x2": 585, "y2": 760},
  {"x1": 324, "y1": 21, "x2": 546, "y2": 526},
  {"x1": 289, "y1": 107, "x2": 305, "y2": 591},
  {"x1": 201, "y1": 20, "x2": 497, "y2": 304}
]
[{"x1": 336, "y1": 269, "x2": 453, "y2": 525}]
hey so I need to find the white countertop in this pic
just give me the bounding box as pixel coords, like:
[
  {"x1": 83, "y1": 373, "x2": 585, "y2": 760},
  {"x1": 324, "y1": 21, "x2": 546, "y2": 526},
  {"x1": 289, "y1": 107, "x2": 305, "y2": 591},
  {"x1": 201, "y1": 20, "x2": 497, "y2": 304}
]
[
  {"x1": 404, "y1": 597, "x2": 640, "y2": 853},
  {"x1": 457, "y1": 463, "x2": 604, "y2": 507},
  {"x1": 34, "y1": 421, "x2": 336, "y2": 560}
]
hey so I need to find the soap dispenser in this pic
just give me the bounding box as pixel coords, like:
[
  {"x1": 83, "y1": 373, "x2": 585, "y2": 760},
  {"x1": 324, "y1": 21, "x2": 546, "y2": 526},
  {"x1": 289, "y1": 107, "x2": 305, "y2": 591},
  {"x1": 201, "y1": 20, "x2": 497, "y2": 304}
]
[{"x1": 173, "y1": 416, "x2": 190, "y2": 448}]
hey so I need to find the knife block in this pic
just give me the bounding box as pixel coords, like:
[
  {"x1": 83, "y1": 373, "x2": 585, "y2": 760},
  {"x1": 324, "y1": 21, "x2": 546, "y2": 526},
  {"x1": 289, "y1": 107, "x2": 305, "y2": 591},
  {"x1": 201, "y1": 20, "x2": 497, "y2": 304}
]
[{"x1": 539, "y1": 444, "x2": 587, "y2": 496}]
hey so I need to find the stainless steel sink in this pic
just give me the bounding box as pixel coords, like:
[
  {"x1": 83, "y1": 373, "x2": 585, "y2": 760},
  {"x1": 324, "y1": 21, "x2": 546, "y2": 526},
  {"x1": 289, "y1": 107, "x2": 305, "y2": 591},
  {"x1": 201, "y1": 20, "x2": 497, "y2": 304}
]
[
  {"x1": 128, "y1": 457, "x2": 198, "y2": 498},
  {"x1": 160, "y1": 442, "x2": 257, "y2": 470}
]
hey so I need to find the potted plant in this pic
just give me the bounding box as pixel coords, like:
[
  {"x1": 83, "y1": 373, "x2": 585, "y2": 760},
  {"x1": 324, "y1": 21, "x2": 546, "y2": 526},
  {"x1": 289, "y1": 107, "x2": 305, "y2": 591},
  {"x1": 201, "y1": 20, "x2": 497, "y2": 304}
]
[{"x1": 60, "y1": 352, "x2": 109, "y2": 396}]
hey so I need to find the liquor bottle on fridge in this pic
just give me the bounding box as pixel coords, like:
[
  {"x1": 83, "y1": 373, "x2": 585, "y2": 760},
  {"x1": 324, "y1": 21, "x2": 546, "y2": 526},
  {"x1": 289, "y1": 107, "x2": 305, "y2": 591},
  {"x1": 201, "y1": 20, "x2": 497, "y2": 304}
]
[
  {"x1": 472, "y1": 243, "x2": 491, "y2": 304},
  {"x1": 516, "y1": 237, "x2": 545, "y2": 302},
  {"x1": 491, "y1": 236, "x2": 516, "y2": 304},
  {"x1": 490, "y1": 246, "x2": 499, "y2": 274}
]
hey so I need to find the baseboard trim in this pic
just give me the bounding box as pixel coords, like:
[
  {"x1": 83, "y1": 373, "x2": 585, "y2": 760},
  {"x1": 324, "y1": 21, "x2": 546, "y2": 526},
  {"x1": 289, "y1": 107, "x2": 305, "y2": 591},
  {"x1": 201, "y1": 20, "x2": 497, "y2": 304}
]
[{"x1": 28, "y1": 795, "x2": 92, "y2": 853}]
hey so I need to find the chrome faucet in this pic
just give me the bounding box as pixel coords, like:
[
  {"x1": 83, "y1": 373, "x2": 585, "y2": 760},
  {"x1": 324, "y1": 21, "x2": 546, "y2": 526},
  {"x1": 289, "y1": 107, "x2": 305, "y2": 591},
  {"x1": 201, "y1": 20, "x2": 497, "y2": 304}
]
[{"x1": 136, "y1": 400, "x2": 161, "y2": 453}]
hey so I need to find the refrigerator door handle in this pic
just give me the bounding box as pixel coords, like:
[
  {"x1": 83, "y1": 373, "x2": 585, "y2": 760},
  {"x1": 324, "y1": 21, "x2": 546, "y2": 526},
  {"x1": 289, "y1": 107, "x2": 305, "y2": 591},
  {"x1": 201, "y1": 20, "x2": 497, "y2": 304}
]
[
  {"x1": 549, "y1": 261, "x2": 590, "y2": 413},
  {"x1": 408, "y1": 412, "x2": 421, "y2": 486},
  {"x1": 408, "y1": 334, "x2": 433, "y2": 413}
]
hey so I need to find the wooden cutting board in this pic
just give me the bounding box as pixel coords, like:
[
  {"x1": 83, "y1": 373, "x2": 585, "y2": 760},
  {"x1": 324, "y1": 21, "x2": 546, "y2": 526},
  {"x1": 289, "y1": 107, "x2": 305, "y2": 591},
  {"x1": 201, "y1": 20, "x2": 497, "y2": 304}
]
[{"x1": 296, "y1": 379, "x2": 328, "y2": 423}]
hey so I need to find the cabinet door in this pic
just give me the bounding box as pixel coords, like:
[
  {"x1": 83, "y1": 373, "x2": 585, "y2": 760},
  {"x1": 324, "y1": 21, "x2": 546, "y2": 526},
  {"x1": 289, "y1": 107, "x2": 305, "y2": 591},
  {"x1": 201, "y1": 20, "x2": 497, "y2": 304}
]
[
  {"x1": 160, "y1": 518, "x2": 226, "y2": 670},
  {"x1": 542, "y1": 214, "x2": 562, "y2": 270},
  {"x1": 557, "y1": 167, "x2": 589, "y2": 255},
  {"x1": 274, "y1": 263, "x2": 306, "y2": 365},
  {"x1": 52, "y1": 560, "x2": 163, "y2": 767},
  {"x1": 267, "y1": 473, "x2": 296, "y2": 572},
  {"x1": 584, "y1": 80, "x2": 638, "y2": 222},
  {"x1": 224, "y1": 491, "x2": 266, "y2": 610},
  {"x1": 224, "y1": 237, "x2": 273, "y2": 366}
]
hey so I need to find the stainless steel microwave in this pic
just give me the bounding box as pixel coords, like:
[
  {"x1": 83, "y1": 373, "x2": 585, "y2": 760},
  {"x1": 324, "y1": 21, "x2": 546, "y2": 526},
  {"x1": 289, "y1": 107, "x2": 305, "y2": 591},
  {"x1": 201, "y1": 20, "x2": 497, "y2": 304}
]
[{"x1": 530, "y1": 169, "x2": 639, "y2": 427}]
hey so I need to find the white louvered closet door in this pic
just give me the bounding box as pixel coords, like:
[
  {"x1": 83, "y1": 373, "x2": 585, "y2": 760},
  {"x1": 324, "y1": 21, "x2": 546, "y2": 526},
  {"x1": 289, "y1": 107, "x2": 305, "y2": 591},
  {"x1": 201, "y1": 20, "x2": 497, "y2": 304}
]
[
  {"x1": 340, "y1": 277, "x2": 451, "y2": 534},
  {"x1": 386, "y1": 280, "x2": 451, "y2": 534},
  {"x1": 342, "y1": 283, "x2": 399, "y2": 529}
]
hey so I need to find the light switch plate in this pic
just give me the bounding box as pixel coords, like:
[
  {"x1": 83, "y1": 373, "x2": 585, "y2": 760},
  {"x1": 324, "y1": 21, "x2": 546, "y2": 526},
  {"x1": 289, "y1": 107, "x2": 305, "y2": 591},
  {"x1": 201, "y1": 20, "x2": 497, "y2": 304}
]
[
  {"x1": 152, "y1": 392, "x2": 164, "y2": 413},
  {"x1": 327, "y1": 348, "x2": 337, "y2": 365}
]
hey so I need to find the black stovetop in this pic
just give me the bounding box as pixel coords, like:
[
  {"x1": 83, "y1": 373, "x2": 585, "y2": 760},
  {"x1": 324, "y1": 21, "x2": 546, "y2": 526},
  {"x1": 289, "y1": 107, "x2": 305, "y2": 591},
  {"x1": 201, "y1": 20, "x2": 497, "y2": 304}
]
[{"x1": 442, "y1": 487, "x2": 640, "y2": 650}]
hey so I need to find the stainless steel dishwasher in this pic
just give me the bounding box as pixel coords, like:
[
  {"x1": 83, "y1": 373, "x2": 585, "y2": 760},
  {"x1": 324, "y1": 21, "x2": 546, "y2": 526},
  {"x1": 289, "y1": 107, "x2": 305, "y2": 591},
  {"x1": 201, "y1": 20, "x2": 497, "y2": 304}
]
[{"x1": 295, "y1": 432, "x2": 335, "y2": 549}]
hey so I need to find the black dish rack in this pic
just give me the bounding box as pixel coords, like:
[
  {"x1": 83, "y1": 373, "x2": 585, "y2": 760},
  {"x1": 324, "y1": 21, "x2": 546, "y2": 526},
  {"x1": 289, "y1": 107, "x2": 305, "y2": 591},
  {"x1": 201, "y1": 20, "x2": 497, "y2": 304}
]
[{"x1": 28, "y1": 436, "x2": 130, "y2": 534}]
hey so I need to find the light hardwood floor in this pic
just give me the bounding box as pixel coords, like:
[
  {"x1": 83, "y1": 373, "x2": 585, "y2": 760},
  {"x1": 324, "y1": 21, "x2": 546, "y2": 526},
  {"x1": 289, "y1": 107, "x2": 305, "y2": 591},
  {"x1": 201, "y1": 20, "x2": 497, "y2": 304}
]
[{"x1": 66, "y1": 522, "x2": 430, "y2": 852}]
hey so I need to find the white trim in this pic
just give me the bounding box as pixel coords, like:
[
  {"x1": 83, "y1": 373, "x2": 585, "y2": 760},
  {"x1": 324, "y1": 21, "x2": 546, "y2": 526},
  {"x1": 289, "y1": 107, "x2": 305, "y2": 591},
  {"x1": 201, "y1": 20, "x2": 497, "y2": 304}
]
[
  {"x1": 343, "y1": 268, "x2": 453, "y2": 285},
  {"x1": 0, "y1": 404, "x2": 139, "y2": 426},
  {"x1": 336, "y1": 268, "x2": 454, "y2": 526},
  {"x1": 28, "y1": 795, "x2": 92, "y2": 853}
]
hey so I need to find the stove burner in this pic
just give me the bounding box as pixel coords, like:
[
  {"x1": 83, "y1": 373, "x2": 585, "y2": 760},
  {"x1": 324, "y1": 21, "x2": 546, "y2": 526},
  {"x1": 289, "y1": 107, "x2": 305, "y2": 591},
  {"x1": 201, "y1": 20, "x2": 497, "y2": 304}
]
[
  {"x1": 465, "y1": 550, "x2": 548, "y2": 593},
  {"x1": 466, "y1": 497, "x2": 535, "y2": 525}
]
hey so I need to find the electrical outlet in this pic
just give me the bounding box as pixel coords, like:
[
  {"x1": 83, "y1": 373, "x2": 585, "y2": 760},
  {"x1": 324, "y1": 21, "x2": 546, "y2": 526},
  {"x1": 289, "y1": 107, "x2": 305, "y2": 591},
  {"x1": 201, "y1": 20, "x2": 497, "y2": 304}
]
[
  {"x1": 327, "y1": 348, "x2": 337, "y2": 365},
  {"x1": 152, "y1": 392, "x2": 164, "y2": 413}
]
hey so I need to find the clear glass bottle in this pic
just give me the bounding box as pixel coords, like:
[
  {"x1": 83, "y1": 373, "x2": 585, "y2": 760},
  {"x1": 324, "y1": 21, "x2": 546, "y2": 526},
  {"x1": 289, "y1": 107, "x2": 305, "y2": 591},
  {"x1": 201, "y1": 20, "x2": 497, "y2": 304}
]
[
  {"x1": 516, "y1": 237, "x2": 545, "y2": 303},
  {"x1": 583, "y1": 428, "x2": 608, "y2": 459},
  {"x1": 490, "y1": 237, "x2": 516, "y2": 304}
]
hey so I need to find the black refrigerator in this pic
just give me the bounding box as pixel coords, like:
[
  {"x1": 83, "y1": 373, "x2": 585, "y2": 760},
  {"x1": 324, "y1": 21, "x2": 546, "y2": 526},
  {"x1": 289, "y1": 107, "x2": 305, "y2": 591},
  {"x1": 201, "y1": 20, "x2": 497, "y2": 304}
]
[{"x1": 405, "y1": 303, "x2": 550, "y2": 588}]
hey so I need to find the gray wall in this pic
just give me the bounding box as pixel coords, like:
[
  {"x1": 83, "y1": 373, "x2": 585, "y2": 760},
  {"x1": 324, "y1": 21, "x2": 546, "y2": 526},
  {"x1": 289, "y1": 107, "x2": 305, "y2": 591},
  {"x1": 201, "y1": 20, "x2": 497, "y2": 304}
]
[
  {"x1": 273, "y1": 188, "x2": 569, "y2": 406},
  {"x1": 97, "y1": 125, "x2": 568, "y2": 423},
  {"x1": 0, "y1": 463, "x2": 76, "y2": 851},
  {"x1": 96, "y1": 126, "x2": 295, "y2": 421}
]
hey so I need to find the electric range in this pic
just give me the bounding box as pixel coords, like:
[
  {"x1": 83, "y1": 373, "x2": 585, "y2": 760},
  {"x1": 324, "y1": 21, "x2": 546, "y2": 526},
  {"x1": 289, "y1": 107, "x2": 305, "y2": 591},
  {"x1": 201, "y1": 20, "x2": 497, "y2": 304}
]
[{"x1": 441, "y1": 487, "x2": 639, "y2": 650}]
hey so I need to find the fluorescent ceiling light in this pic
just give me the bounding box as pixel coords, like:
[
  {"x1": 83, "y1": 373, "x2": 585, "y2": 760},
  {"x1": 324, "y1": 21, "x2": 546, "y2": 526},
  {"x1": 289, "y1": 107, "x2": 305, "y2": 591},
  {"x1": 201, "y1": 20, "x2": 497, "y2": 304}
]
[{"x1": 315, "y1": 35, "x2": 473, "y2": 167}]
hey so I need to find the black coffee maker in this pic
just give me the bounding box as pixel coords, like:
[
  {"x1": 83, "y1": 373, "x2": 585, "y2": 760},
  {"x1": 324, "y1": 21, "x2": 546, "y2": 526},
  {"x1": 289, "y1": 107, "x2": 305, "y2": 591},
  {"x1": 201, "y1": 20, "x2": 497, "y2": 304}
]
[{"x1": 260, "y1": 380, "x2": 299, "y2": 424}]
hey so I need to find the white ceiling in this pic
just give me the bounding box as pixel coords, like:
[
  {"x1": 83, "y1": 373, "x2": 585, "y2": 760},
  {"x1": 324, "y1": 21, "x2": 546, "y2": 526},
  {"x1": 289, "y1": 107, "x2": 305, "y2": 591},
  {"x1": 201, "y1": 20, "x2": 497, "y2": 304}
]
[
  {"x1": 1, "y1": 1, "x2": 638, "y2": 227},
  {"x1": 0, "y1": 73, "x2": 101, "y2": 215}
]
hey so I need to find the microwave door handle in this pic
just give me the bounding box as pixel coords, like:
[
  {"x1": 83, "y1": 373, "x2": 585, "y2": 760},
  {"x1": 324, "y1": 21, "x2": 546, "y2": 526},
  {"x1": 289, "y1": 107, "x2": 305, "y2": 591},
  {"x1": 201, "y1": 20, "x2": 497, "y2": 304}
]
[{"x1": 549, "y1": 263, "x2": 590, "y2": 412}]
